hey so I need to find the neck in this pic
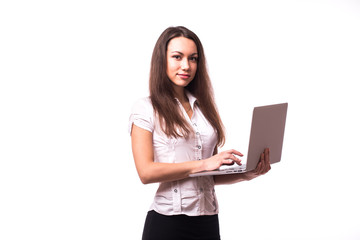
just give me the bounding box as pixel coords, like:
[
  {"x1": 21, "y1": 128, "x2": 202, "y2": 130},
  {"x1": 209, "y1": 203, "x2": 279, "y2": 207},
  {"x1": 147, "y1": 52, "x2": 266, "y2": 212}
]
[{"x1": 173, "y1": 86, "x2": 187, "y2": 103}]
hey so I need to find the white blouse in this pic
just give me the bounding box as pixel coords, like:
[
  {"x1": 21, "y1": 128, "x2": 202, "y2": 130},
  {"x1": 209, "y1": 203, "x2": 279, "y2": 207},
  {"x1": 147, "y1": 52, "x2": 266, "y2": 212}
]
[{"x1": 129, "y1": 91, "x2": 219, "y2": 216}]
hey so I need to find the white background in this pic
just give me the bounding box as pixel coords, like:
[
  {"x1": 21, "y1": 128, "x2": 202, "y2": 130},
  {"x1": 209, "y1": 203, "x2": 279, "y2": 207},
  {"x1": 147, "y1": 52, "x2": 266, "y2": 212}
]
[{"x1": 1, "y1": 0, "x2": 359, "y2": 239}]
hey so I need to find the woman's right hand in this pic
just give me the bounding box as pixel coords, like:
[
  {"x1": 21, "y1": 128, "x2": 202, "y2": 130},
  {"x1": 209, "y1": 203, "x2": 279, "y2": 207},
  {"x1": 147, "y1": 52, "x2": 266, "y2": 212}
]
[{"x1": 202, "y1": 149, "x2": 243, "y2": 171}]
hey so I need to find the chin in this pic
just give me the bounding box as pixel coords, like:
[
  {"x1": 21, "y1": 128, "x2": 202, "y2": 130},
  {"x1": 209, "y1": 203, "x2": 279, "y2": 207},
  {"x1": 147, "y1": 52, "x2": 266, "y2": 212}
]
[
  {"x1": 176, "y1": 81, "x2": 191, "y2": 88},
  {"x1": 179, "y1": 78, "x2": 194, "y2": 86}
]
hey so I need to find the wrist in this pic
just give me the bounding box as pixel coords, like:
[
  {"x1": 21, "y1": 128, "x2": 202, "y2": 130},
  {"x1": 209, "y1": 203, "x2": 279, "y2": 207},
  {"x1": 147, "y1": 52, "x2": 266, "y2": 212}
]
[
  {"x1": 190, "y1": 159, "x2": 206, "y2": 174},
  {"x1": 243, "y1": 171, "x2": 256, "y2": 181}
]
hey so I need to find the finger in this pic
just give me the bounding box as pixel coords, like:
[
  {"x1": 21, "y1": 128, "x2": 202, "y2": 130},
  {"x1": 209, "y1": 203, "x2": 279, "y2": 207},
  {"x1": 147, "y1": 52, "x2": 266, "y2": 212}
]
[
  {"x1": 265, "y1": 148, "x2": 270, "y2": 165},
  {"x1": 261, "y1": 153, "x2": 267, "y2": 174},
  {"x1": 226, "y1": 149, "x2": 244, "y2": 157},
  {"x1": 222, "y1": 159, "x2": 235, "y2": 165},
  {"x1": 225, "y1": 153, "x2": 242, "y2": 165},
  {"x1": 261, "y1": 163, "x2": 269, "y2": 174},
  {"x1": 258, "y1": 152, "x2": 266, "y2": 175},
  {"x1": 264, "y1": 148, "x2": 271, "y2": 173},
  {"x1": 254, "y1": 155, "x2": 263, "y2": 175}
]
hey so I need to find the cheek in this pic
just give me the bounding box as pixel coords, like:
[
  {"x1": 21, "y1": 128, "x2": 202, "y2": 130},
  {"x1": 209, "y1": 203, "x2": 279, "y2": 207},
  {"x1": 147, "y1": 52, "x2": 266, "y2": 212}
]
[
  {"x1": 191, "y1": 63, "x2": 198, "y2": 74},
  {"x1": 167, "y1": 61, "x2": 178, "y2": 74}
]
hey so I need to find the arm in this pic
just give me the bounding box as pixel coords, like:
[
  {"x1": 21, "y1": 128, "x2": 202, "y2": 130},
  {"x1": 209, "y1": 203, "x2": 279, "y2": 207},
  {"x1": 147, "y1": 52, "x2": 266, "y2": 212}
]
[
  {"x1": 214, "y1": 148, "x2": 271, "y2": 185},
  {"x1": 131, "y1": 124, "x2": 242, "y2": 184}
]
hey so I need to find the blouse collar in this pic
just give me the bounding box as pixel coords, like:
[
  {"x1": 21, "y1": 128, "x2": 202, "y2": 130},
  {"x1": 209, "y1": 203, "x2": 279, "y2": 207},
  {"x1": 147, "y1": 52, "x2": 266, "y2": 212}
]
[{"x1": 185, "y1": 90, "x2": 197, "y2": 109}]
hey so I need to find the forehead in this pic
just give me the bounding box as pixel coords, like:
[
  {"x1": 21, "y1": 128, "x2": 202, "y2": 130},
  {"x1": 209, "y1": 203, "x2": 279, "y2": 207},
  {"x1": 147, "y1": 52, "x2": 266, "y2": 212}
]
[{"x1": 167, "y1": 37, "x2": 198, "y2": 54}]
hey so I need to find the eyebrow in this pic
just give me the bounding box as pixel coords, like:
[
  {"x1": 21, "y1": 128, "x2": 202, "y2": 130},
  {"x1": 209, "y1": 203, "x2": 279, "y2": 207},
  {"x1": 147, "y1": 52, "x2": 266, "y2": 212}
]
[{"x1": 171, "y1": 51, "x2": 198, "y2": 56}]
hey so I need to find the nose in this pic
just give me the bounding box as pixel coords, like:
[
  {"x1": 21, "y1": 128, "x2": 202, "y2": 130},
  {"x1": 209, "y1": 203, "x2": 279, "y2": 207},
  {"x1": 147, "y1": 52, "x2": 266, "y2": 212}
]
[{"x1": 181, "y1": 59, "x2": 190, "y2": 71}]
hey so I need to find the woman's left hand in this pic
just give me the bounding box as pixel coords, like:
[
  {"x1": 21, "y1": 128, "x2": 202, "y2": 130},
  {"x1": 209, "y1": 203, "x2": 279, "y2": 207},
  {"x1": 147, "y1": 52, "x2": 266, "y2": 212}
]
[{"x1": 243, "y1": 148, "x2": 271, "y2": 180}]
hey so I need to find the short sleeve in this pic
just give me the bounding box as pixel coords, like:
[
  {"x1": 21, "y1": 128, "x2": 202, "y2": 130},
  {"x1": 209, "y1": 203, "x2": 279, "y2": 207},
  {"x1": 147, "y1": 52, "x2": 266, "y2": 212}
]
[{"x1": 128, "y1": 97, "x2": 154, "y2": 135}]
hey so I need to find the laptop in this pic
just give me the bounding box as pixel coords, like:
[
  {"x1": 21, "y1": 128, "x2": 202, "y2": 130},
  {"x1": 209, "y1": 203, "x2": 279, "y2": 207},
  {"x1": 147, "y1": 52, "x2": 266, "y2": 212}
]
[{"x1": 189, "y1": 103, "x2": 288, "y2": 177}]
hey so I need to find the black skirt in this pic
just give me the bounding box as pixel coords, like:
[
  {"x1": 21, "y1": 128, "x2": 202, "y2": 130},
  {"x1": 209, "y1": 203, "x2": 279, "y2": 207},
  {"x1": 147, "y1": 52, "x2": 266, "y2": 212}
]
[{"x1": 142, "y1": 210, "x2": 221, "y2": 240}]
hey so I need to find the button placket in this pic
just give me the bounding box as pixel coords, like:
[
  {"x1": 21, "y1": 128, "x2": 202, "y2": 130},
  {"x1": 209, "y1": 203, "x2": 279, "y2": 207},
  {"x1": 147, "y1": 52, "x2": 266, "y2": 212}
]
[
  {"x1": 193, "y1": 121, "x2": 206, "y2": 215},
  {"x1": 193, "y1": 122, "x2": 202, "y2": 161},
  {"x1": 172, "y1": 181, "x2": 181, "y2": 214}
]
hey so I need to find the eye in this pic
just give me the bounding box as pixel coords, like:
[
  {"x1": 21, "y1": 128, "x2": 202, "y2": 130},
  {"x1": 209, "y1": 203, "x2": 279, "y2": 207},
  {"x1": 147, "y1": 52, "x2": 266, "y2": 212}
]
[
  {"x1": 189, "y1": 56, "x2": 198, "y2": 62},
  {"x1": 172, "y1": 55, "x2": 181, "y2": 60}
]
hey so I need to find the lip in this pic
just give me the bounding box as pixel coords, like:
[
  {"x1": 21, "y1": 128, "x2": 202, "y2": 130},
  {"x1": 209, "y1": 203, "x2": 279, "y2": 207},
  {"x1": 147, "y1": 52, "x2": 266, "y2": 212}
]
[{"x1": 177, "y1": 74, "x2": 191, "y2": 79}]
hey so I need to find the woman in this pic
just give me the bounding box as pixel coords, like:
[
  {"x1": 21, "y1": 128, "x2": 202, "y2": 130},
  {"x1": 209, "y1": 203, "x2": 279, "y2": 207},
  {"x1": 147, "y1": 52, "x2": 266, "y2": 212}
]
[{"x1": 129, "y1": 26, "x2": 271, "y2": 240}]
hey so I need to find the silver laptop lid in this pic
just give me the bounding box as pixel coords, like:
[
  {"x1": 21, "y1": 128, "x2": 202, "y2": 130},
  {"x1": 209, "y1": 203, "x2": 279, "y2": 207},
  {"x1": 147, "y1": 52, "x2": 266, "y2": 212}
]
[{"x1": 245, "y1": 103, "x2": 288, "y2": 171}]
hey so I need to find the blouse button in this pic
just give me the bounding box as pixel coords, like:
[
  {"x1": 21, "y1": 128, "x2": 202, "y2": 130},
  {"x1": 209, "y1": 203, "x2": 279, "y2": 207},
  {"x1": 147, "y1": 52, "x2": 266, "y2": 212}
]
[
  {"x1": 197, "y1": 145, "x2": 201, "y2": 149},
  {"x1": 196, "y1": 132, "x2": 200, "y2": 135},
  {"x1": 174, "y1": 189, "x2": 178, "y2": 193}
]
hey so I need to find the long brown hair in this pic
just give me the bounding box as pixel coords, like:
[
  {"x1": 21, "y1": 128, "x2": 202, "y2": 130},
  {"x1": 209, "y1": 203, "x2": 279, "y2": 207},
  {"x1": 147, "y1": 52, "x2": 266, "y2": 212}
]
[{"x1": 149, "y1": 26, "x2": 225, "y2": 147}]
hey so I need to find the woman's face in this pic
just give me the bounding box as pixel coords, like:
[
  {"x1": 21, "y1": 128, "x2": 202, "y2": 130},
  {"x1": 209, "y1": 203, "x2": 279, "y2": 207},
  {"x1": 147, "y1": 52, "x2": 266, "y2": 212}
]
[{"x1": 166, "y1": 37, "x2": 198, "y2": 89}]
